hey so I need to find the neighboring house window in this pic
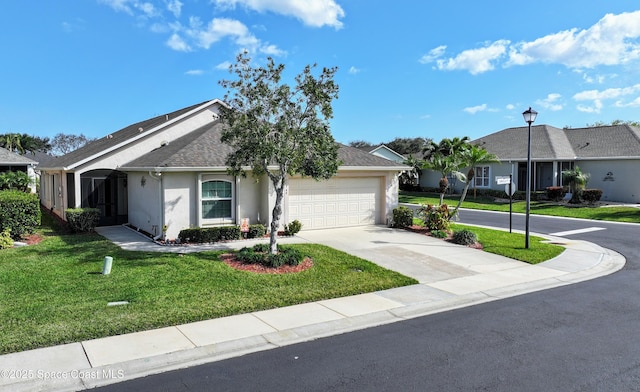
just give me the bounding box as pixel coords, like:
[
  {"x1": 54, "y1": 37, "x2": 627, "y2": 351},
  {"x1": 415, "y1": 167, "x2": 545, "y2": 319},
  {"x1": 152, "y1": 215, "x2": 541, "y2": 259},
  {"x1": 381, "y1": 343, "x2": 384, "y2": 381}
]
[
  {"x1": 474, "y1": 166, "x2": 490, "y2": 187},
  {"x1": 201, "y1": 180, "x2": 233, "y2": 221}
]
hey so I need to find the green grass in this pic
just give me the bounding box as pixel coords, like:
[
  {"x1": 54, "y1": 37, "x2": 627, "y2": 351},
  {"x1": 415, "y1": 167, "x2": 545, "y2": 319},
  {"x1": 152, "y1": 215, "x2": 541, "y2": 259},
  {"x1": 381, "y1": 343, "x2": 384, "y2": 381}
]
[
  {"x1": 0, "y1": 217, "x2": 416, "y2": 354},
  {"x1": 400, "y1": 191, "x2": 640, "y2": 223},
  {"x1": 451, "y1": 224, "x2": 564, "y2": 264}
]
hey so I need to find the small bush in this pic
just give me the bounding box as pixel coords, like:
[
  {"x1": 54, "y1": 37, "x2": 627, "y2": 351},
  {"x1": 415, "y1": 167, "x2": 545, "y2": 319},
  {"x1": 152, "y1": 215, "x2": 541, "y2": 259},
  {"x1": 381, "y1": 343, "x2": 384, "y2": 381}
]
[
  {"x1": 452, "y1": 229, "x2": 478, "y2": 246},
  {"x1": 284, "y1": 220, "x2": 302, "y2": 236},
  {"x1": 0, "y1": 229, "x2": 14, "y2": 249},
  {"x1": 430, "y1": 229, "x2": 449, "y2": 239},
  {"x1": 178, "y1": 226, "x2": 241, "y2": 243},
  {"x1": 65, "y1": 208, "x2": 101, "y2": 233},
  {"x1": 252, "y1": 243, "x2": 270, "y2": 253},
  {"x1": 0, "y1": 190, "x2": 41, "y2": 239},
  {"x1": 247, "y1": 224, "x2": 267, "y2": 239},
  {"x1": 237, "y1": 247, "x2": 266, "y2": 264},
  {"x1": 392, "y1": 206, "x2": 414, "y2": 228},
  {"x1": 546, "y1": 186, "x2": 566, "y2": 202},
  {"x1": 581, "y1": 189, "x2": 603, "y2": 205},
  {"x1": 417, "y1": 204, "x2": 451, "y2": 231}
]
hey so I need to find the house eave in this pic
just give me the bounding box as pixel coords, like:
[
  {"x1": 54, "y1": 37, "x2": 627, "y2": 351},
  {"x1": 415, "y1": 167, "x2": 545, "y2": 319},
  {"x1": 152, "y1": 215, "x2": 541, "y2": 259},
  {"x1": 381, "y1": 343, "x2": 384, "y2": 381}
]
[{"x1": 339, "y1": 165, "x2": 409, "y2": 171}]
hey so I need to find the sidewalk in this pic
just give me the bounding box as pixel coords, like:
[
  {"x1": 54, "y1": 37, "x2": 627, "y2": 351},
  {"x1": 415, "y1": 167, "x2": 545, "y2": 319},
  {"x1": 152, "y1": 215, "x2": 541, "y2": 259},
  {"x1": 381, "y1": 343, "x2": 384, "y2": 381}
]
[{"x1": 0, "y1": 225, "x2": 625, "y2": 392}]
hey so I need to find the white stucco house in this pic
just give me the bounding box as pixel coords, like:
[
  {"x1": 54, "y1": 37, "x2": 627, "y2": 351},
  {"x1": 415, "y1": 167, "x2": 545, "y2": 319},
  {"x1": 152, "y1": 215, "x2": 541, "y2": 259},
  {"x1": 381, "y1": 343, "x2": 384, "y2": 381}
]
[
  {"x1": 419, "y1": 124, "x2": 640, "y2": 203},
  {"x1": 38, "y1": 99, "x2": 408, "y2": 240},
  {"x1": 0, "y1": 147, "x2": 38, "y2": 193}
]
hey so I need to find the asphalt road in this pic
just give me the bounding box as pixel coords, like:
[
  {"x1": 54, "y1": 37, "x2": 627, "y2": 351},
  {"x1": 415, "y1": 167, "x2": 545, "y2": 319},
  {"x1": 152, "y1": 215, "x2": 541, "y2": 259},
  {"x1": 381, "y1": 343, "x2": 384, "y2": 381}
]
[{"x1": 96, "y1": 209, "x2": 640, "y2": 392}]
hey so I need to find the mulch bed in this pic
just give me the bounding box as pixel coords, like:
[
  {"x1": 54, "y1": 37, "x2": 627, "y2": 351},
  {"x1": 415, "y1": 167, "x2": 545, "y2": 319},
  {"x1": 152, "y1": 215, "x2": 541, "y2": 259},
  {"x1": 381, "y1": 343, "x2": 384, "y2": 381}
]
[
  {"x1": 220, "y1": 253, "x2": 314, "y2": 274},
  {"x1": 21, "y1": 233, "x2": 45, "y2": 245}
]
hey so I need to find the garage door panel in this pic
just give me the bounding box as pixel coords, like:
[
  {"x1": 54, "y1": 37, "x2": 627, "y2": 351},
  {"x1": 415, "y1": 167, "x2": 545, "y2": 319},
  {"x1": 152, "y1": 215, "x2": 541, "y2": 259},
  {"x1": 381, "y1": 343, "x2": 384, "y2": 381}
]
[{"x1": 288, "y1": 177, "x2": 380, "y2": 229}]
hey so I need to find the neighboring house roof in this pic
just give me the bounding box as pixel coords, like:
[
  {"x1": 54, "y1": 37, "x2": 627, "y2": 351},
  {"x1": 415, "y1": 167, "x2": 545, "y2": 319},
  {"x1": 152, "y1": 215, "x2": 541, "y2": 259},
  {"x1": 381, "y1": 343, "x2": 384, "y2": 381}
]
[
  {"x1": 40, "y1": 100, "x2": 214, "y2": 170},
  {"x1": 0, "y1": 147, "x2": 37, "y2": 165},
  {"x1": 31, "y1": 151, "x2": 55, "y2": 167},
  {"x1": 121, "y1": 121, "x2": 408, "y2": 171},
  {"x1": 472, "y1": 124, "x2": 640, "y2": 161}
]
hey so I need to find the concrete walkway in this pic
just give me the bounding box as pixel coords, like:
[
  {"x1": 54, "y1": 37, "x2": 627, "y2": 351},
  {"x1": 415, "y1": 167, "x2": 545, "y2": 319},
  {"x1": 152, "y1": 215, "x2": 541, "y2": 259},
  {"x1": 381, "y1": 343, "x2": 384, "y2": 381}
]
[{"x1": 0, "y1": 225, "x2": 625, "y2": 392}]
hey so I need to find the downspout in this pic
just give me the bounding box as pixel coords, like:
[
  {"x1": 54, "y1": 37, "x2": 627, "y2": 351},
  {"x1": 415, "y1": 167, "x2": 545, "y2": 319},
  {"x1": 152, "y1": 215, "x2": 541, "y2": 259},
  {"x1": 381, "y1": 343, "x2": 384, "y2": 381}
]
[
  {"x1": 149, "y1": 170, "x2": 164, "y2": 240},
  {"x1": 235, "y1": 175, "x2": 240, "y2": 225}
]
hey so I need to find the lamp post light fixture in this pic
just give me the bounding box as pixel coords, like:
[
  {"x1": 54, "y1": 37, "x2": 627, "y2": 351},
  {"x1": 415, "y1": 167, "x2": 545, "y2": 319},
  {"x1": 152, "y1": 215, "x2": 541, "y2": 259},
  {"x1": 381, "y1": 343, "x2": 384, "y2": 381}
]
[{"x1": 522, "y1": 107, "x2": 538, "y2": 249}]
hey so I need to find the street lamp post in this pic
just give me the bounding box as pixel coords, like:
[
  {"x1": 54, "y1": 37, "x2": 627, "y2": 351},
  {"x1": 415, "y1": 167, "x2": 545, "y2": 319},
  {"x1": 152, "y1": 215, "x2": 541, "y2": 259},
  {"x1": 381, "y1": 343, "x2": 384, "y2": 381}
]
[{"x1": 522, "y1": 107, "x2": 538, "y2": 249}]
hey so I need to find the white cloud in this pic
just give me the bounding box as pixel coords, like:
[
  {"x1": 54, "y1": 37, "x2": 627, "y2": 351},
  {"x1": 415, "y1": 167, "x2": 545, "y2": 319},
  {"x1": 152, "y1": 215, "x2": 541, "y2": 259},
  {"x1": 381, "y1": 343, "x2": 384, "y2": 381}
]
[
  {"x1": 615, "y1": 96, "x2": 640, "y2": 107},
  {"x1": 464, "y1": 104, "x2": 488, "y2": 114},
  {"x1": 508, "y1": 10, "x2": 640, "y2": 69},
  {"x1": 213, "y1": 0, "x2": 345, "y2": 29},
  {"x1": 260, "y1": 44, "x2": 285, "y2": 56},
  {"x1": 573, "y1": 84, "x2": 640, "y2": 113},
  {"x1": 424, "y1": 10, "x2": 640, "y2": 74},
  {"x1": 216, "y1": 61, "x2": 232, "y2": 70},
  {"x1": 166, "y1": 0, "x2": 183, "y2": 18},
  {"x1": 506, "y1": 104, "x2": 515, "y2": 110},
  {"x1": 420, "y1": 114, "x2": 431, "y2": 120},
  {"x1": 434, "y1": 40, "x2": 510, "y2": 75},
  {"x1": 185, "y1": 69, "x2": 204, "y2": 75},
  {"x1": 348, "y1": 66, "x2": 361, "y2": 74},
  {"x1": 166, "y1": 33, "x2": 191, "y2": 51},
  {"x1": 419, "y1": 45, "x2": 447, "y2": 64},
  {"x1": 535, "y1": 93, "x2": 563, "y2": 111}
]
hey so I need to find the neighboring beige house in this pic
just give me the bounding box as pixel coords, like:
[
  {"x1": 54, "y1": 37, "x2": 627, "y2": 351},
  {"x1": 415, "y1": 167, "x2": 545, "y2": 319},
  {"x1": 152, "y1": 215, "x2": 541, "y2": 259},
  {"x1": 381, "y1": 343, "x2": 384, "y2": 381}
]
[
  {"x1": 38, "y1": 99, "x2": 407, "y2": 240},
  {"x1": 0, "y1": 147, "x2": 38, "y2": 193},
  {"x1": 419, "y1": 124, "x2": 640, "y2": 203}
]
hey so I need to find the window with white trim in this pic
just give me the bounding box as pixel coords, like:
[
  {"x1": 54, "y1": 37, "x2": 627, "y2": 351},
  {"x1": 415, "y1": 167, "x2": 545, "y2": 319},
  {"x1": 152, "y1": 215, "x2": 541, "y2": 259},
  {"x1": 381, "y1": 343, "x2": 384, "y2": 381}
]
[
  {"x1": 201, "y1": 180, "x2": 233, "y2": 220},
  {"x1": 474, "y1": 166, "x2": 490, "y2": 187}
]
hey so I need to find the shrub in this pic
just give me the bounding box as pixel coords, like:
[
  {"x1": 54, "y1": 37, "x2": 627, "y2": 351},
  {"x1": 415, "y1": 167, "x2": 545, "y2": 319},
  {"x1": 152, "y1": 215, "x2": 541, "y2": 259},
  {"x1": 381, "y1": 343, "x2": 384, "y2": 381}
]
[
  {"x1": 392, "y1": 206, "x2": 414, "y2": 228},
  {"x1": 252, "y1": 243, "x2": 270, "y2": 253},
  {"x1": 430, "y1": 229, "x2": 449, "y2": 238},
  {"x1": 236, "y1": 245, "x2": 305, "y2": 268},
  {"x1": 284, "y1": 220, "x2": 302, "y2": 236},
  {"x1": 178, "y1": 226, "x2": 241, "y2": 243},
  {"x1": 581, "y1": 189, "x2": 603, "y2": 205},
  {"x1": 65, "y1": 208, "x2": 101, "y2": 233},
  {"x1": 0, "y1": 229, "x2": 13, "y2": 249},
  {"x1": 247, "y1": 224, "x2": 267, "y2": 239},
  {"x1": 545, "y1": 186, "x2": 566, "y2": 202},
  {"x1": 0, "y1": 190, "x2": 41, "y2": 239},
  {"x1": 452, "y1": 229, "x2": 478, "y2": 246},
  {"x1": 417, "y1": 204, "x2": 451, "y2": 231}
]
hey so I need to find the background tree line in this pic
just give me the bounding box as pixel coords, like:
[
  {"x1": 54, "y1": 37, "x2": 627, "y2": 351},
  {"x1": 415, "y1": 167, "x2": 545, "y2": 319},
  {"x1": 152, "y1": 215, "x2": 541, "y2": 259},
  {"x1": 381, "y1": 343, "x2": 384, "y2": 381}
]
[{"x1": 0, "y1": 133, "x2": 95, "y2": 156}]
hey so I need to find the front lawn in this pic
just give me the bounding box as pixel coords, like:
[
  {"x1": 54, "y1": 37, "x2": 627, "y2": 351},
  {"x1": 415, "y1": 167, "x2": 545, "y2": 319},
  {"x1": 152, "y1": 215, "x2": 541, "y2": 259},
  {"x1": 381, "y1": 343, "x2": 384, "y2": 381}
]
[
  {"x1": 0, "y1": 218, "x2": 416, "y2": 354},
  {"x1": 400, "y1": 191, "x2": 640, "y2": 223}
]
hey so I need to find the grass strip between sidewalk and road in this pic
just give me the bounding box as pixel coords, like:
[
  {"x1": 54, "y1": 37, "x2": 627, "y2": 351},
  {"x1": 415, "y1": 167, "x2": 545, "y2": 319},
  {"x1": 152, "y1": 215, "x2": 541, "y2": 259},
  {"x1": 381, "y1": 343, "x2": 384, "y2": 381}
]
[
  {"x1": 451, "y1": 223, "x2": 564, "y2": 265},
  {"x1": 0, "y1": 215, "x2": 416, "y2": 355},
  {"x1": 400, "y1": 191, "x2": 640, "y2": 223}
]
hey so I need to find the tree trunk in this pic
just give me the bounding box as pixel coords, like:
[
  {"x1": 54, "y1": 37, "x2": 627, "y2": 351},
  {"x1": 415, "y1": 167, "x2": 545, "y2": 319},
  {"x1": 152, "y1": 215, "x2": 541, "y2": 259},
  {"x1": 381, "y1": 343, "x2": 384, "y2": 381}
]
[
  {"x1": 269, "y1": 175, "x2": 285, "y2": 255},
  {"x1": 450, "y1": 170, "x2": 474, "y2": 221}
]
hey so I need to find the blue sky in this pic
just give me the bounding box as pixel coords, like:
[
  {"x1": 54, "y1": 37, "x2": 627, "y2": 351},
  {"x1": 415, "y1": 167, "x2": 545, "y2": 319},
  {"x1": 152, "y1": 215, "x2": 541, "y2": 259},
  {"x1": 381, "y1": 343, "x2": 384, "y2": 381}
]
[{"x1": 3, "y1": 1, "x2": 640, "y2": 146}]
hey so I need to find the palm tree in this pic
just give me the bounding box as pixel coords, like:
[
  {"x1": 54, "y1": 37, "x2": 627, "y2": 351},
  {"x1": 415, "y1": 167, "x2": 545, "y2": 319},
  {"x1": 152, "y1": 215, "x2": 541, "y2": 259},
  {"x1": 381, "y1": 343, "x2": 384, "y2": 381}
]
[
  {"x1": 423, "y1": 152, "x2": 464, "y2": 205},
  {"x1": 449, "y1": 145, "x2": 499, "y2": 220},
  {"x1": 400, "y1": 154, "x2": 423, "y2": 189},
  {"x1": 562, "y1": 166, "x2": 590, "y2": 204}
]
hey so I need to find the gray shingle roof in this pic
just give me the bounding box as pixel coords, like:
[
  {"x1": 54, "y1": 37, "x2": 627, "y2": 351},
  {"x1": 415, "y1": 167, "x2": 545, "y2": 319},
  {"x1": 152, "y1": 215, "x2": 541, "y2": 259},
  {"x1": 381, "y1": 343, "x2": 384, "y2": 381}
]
[
  {"x1": 41, "y1": 100, "x2": 212, "y2": 169},
  {"x1": 472, "y1": 124, "x2": 640, "y2": 161},
  {"x1": 121, "y1": 121, "x2": 406, "y2": 170},
  {"x1": 0, "y1": 147, "x2": 37, "y2": 165}
]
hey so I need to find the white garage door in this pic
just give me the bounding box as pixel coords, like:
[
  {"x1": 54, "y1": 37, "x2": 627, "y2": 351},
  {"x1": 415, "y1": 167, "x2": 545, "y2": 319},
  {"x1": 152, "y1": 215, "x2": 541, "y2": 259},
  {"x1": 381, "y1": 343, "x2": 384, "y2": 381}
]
[{"x1": 288, "y1": 177, "x2": 380, "y2": 229}]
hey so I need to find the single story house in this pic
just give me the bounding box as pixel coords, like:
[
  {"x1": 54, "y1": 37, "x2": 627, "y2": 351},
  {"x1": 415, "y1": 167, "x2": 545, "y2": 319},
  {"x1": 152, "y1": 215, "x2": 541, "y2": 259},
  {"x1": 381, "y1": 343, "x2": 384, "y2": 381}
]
[
  {"x1": 419, "y1": 124, "x2": 640, "y2": 203},
  {"x1": 39, "y1": 99, "x2": 407, "y2": 240},
  {"x1": 0, "y1": 147, "x2": 38, "y2": 193}
]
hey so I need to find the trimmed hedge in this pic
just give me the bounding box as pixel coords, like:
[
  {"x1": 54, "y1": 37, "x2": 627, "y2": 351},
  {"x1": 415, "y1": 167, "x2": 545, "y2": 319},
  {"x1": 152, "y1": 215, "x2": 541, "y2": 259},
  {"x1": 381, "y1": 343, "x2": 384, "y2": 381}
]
[
  {"x1": 0, "y1": 190, "x2": 40, "y2": 239},
  {"x1": 581, "y1": 189, "x2": 603, "y2": 205},
  {"x1": 546, "y1": 186, "x2": 566, "y2": 202},
  {"x1": 65, "y1": 208, "x2": 101, "y2": 233},
  {"x1": 247, "y1": 224, "x2": 267, "y2": 239},
  {"x1": 178, "y1": 226, "x2": 242, "y2": 243}
]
